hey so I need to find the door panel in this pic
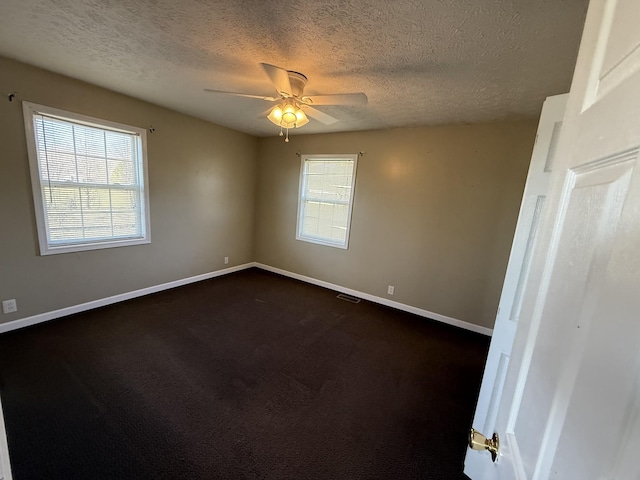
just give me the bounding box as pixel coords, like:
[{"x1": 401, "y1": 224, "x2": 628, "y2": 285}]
[
  {"x1": 543, "y1": 122, "x2": 562, "y2": 173},
  {"x1": 483, "y1": 352, "x2": 509, "y2": 435},
  {"x1": 594, "y1": 0, "x2": 640, "y2": 100},
  {"x1": 548, "y1": 152, "x2": 638, "y2": 479},
  {"x1": 514, "y1": 153, "x2": 635, "y2": 478},
  {"x1": 508, "y1": 195, "x2": 546, "y2": 323}
]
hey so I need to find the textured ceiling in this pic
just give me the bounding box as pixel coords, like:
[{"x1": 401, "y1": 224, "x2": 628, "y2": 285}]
[{"x1": 0, "y1": 0, "x2": 589, "y2": 136}]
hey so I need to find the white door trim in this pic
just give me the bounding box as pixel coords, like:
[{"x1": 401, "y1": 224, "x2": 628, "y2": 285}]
[{"x1": 0, "y1": 393, "x2": 12, "y2": 480}]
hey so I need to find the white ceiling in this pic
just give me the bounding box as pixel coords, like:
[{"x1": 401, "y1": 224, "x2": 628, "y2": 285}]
[{"x1": 0, "y1": 0, "x2": 589, "y2": 137}]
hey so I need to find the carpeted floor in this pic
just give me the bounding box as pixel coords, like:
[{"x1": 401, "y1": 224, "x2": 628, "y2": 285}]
[{"x1": 0, "y1": 268, "x2": 489, "y2": 479}]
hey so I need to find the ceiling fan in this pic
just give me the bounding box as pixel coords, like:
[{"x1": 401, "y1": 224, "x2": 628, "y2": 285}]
[{"x1": 205, "y1": 63, "x2": 367, "y2": 141}]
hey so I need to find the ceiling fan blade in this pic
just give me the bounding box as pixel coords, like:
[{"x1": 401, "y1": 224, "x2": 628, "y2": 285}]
[
  {"x1": 204, "y1": 89, "x2": 278, "y2": 101},
  {"x1": 260, "y1": 63, "x2": 292, "y2": 96},
  {"x1": 303, "y1": 106, "x2": 339, "y2": 125},
  {"x1": 301, "y1": 93, "x2": 368, "y2": 106}
]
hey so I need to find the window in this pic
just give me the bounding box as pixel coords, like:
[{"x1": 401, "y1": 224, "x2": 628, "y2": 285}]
[
  {"x1": 297, "y1": 154, "x2": 358, "y2": 249},
  {"x1": 23, "y1": 102, "x2": 150, "y2": 255}
]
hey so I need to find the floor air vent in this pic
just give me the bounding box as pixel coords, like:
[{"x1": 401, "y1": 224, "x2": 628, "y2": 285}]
[{"x1": 336, "y1": 293, "x2": 361, "y2": 304}]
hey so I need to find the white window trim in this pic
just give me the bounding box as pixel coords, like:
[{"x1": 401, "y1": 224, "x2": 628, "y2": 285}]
[
  {"x1": 22, "y1": 101, "x2": 151, "y2": 255},
  {"x1": 296, "y1": 153, "x2": 358, "y2": 249}
]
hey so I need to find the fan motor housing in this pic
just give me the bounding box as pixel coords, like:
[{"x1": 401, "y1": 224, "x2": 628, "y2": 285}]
[{"x1": 287, "y1": 71, "x2": 308, "y2": 97}]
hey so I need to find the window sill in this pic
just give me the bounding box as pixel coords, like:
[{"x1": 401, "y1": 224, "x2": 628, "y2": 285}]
[
  {"x1": 39, "y1": 237, "x2": 151, "y2": 256},
  {"x1": 295, "y1": 234, "x2": 349, "y2": 250}
]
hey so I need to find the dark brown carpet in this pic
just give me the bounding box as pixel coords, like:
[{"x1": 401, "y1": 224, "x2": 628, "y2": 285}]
[{"x1": 0, "y1": 268, "x2": 488, "y2": 479}]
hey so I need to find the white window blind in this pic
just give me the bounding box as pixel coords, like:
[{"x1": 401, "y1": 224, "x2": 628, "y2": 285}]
[
  {"x1": 297, "y1": 154, "x2": 358, "y2": 249},
  {"x1": 23, "y1": 102, "x2": 150, "y2": 255}
]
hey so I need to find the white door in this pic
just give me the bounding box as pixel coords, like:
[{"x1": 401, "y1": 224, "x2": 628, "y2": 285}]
[
  {"x1": 0, "y1": 394, "x2": 11, "y2": 480},
  {"x1": 465, "y1": 0, "x2": 640, "y2": 478},
  {"x1": 466, "y1": 92, "x2": 567, "y2": 477}
]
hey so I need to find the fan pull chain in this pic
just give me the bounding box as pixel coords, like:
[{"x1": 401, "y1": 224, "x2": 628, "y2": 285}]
[
  {"x1": 279, "y1": 125, "x2": 283, "y2": 137},
  {"x1": 285, "y1": 127, "x2": 290, "y2": 142}
]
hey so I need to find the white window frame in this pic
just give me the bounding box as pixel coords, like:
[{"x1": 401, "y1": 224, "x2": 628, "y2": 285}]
[
  {"x1": 296, "y1": 153, "x2": 358, "y2": 249},
  {"x1": 22, "y1": 102, "x2": 151, "y2": 255}
]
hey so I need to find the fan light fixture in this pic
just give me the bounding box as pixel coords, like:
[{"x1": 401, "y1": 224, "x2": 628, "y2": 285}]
[
  {"x1": 205, "y1": 63, "x2": 368, "y2": 143},
  {"x1": 267, "y1": 100, "x2": 308, "y2": 142}
]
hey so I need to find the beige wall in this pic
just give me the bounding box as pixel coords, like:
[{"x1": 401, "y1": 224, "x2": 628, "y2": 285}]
[
  {"x1": 0, "y1": 57, "x2": 258, "y2": 323},
  {"x1": 254, "y1": 122, "x2": 537, "y2": 329},
  {"x1": 0, "y1": 56, "x2": 538, "y2": 331}
]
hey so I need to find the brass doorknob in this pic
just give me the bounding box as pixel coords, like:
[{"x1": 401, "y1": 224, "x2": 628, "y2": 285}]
[{"x1": 469, "y1": 428, "x2": 500, "y2": 462}]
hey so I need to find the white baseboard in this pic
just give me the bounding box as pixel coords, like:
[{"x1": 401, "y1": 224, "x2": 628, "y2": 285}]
[
  {"x1": 0, "y1": 261, "x2": 492, "y2": 337},
  {"x1": 0, "y1": 263, "x2": 255, "y2": 335},
  {"x1": 254, "y1": 263, "x2": 493, "y2": 336}
]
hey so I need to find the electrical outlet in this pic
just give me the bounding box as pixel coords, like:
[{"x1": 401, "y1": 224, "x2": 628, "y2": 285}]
[
  {"x1": 2, "y1": 299, "x2": 17, "y2": 314},
  {"x1": 387, "y1": 285, "x2": 395, "y2": 295},
  {"x1": 224, "y1": 256, "x2": 229, "y2": 265}
]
